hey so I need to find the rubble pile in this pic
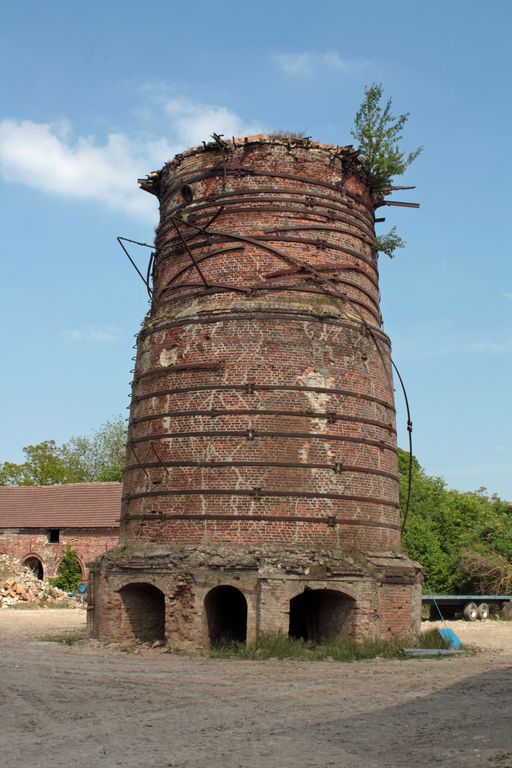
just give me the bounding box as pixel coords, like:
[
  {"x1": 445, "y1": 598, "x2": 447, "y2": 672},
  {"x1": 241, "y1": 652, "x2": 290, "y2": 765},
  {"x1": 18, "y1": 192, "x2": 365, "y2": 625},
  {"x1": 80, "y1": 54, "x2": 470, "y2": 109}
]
[{"x1": 0, "y1": 554, "x2": 82, "y2": 608}]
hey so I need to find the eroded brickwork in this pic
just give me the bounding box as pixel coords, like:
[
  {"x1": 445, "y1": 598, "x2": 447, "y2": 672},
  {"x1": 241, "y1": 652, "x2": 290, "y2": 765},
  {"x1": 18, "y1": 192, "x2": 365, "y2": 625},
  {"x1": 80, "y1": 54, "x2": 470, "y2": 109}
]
[
  {"x1": 0, "y1": 528, "x2": 118, "y2": 580},
  {"x1": 90, "y1": 135, "x2": 422, "y2": 647}
]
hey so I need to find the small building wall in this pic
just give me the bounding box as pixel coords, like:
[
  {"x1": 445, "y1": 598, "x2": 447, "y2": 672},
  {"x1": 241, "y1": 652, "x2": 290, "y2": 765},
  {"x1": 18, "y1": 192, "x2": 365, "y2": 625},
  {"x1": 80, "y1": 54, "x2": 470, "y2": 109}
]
[{"x1": 0, "y1": 527, "x2": 119, "y2": 581}]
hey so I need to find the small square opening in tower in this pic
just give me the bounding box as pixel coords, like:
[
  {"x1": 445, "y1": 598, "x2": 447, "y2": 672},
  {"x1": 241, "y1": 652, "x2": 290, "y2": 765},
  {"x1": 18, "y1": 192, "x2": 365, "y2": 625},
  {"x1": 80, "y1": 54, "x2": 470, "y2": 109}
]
[{"x1": 48, "y1": 529, "x2": 60, "y2": 543}]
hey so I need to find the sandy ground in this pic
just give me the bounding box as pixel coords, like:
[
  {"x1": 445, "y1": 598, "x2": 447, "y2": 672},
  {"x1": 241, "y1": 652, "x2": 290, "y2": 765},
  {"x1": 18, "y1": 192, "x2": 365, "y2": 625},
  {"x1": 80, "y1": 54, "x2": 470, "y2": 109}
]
[{"x1": 1, "y1": 610, "x2": 511, "y2": 768}]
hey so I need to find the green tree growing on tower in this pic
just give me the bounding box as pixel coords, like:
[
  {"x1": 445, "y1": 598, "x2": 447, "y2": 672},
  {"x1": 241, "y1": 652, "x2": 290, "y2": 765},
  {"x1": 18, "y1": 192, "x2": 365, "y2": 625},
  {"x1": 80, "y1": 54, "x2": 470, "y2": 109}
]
[{"x1": 351, "y1": 83, "x2": 423, "y2": 257}]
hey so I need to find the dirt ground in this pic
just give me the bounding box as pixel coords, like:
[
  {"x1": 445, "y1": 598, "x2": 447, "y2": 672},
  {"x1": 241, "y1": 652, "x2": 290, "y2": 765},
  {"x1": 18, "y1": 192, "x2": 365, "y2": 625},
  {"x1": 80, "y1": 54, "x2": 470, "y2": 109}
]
[{"x1": 1, "y1": 610, "x2": 511, "y2": 768}]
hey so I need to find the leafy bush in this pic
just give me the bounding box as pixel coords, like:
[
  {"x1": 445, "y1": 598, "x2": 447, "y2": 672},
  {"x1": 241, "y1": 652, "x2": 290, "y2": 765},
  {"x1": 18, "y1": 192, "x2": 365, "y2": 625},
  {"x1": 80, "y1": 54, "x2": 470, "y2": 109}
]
[
  {"x1": 351, "y1": 83, "x2": 423, "y2": 191},
  {"x1": 398, "y1": 448, "x2": 512, "y2": 594},
  {"x1": 374, "y1": 227, "x2": 406, "y2": 258},
  {"x1": 351, "y1": 84, "x2": 422, "y2": 258}
]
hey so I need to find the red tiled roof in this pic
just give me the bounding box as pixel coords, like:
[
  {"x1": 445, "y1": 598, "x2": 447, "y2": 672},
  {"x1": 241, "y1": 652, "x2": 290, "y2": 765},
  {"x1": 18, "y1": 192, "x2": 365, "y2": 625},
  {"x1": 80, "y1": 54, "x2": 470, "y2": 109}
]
[{"x1": 0, "y1": 483, "x2": 122, "y2": 528}]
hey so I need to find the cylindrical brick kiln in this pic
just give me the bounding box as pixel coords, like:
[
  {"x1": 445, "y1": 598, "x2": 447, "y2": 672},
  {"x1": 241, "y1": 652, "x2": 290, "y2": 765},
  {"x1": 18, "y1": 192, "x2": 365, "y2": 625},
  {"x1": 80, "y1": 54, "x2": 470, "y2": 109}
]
[{"x1": 89, "y1": 135, "x2": 422, "y2": 649}]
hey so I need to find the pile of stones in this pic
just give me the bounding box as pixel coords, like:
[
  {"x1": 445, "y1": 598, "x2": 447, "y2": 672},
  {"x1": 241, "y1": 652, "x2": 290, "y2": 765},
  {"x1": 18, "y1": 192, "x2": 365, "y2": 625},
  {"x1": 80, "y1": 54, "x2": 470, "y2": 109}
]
[{"x1": 0, "y1": 554, "x2": 82, "y2": 608}]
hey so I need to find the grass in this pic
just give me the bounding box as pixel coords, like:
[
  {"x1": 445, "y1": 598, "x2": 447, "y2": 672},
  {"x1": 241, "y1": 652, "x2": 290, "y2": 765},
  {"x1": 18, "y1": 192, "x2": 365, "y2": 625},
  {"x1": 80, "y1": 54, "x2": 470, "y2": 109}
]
[
  {"x1": 6, "y1": 601, "x2": 80, "y2": 610},
  {"x1": 209, "y1": 629, "x2": 451, "y2": 662},
  {"x1": 267, "y1": 130, "x2": 309, "y2": 140},
  {"x1": 44, "y1": 629, "x2": 87, "y2": 645}
]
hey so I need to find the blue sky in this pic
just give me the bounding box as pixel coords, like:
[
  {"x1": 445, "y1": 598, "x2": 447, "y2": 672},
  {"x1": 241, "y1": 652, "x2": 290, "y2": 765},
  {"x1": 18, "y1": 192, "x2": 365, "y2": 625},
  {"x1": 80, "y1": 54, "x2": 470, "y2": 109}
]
[{"x1": 1, "y1": 0, "x2": 511, "y2": 498}]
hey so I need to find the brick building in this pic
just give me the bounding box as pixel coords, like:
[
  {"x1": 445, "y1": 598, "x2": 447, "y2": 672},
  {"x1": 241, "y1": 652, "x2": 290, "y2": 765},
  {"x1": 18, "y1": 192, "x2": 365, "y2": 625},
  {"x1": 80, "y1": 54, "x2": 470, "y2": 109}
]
[
  {"x1": 89, "y1": 134, "x2": 422, "y2": 648},
  {"x1": 0, "y1": 483, "x2": 121, "y2": 581}
]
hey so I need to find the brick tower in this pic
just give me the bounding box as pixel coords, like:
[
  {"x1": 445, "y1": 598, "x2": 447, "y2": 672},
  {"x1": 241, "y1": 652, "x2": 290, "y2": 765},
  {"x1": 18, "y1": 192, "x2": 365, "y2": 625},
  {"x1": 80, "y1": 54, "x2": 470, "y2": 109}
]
[{"x1": 88, "y1": 135, "x2": 422, "y2": 648}]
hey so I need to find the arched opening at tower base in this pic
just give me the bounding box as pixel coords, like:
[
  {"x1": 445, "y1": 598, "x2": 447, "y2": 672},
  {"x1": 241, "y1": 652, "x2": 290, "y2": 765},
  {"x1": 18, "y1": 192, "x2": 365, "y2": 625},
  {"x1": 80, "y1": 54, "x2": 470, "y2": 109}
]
[
  {"x1": 119, "y1": 583, "x2": 165, "y2": 644},
  {"x1": 205, "y1": 585, "x2": 247, "y2": 646},
  {"x1": 289, "y1": 589, "x2": 355, "y2": 643}
]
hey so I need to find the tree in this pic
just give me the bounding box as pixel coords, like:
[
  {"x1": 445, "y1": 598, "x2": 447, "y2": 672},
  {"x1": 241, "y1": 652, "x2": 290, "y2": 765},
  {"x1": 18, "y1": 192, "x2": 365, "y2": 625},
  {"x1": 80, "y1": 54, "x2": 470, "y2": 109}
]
[
  {"x1": 0, "y1": 416, "x2": 127, "y2": 486},
  {"x1": 398, "y1": 447, "x2": 512, "y2": 594},
  {"x1": 51, "y1": 545, "x2": 83, "y2": 592},
  {"x1": 351, "y1": 83, "x2": 423, "y2": 191},
  {"x1": 60, "y1": 416, "x2": 126, "y2": 482},
  {"x1": 351, "y1": 83, "x2": 422, "y2": 258},
  {"x1": 0, "y1": 440, "x2": 85, "y2": 486}
]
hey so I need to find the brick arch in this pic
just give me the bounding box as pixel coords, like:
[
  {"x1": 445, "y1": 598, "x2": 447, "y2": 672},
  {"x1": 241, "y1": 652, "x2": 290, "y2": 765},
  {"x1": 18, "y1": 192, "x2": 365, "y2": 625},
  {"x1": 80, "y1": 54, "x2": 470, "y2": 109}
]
[
  {"x1": 22, "y1": 554, "x2": 44, "y2": 580},
  {"x1": 289, "y1": 588, "x2": 356, "y2": 642},
  {"x1": 204, "y1": 585, "x2": 248, "y2": 646},
  {"x1": 114, "y1": 574, "x2": 167, "y2": 594}
]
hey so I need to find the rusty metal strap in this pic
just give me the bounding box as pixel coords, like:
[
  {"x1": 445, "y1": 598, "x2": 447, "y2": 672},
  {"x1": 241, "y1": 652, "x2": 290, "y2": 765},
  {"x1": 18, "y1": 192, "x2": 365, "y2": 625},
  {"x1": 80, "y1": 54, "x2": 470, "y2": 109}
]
[
  {"x1": 131, "y1": 409, "x2": 396, "y2": 434},
  {"x1": 186, "y1": 203, "x2": 375, "y2": 240},
  {"x1": 138, "y1": 310, "x2": 392, "y2": 346},
  {"x1": 255, "y1": 234, "x2": 376, "y2": 269},
  {"x1": 166, "y1": 217, "x2": 392, "y2": 381},
  {"x1": 124, "y1": 488, "x2": 399, "y2": 509},
  {"x1": 130, "y1": 429, "x2": 396, "y2": 453},
  {"x1": 157, "y1": 282, "x2": 252, "y2": 300},
  {"x1": 156, "y1": 285, "x2": 381, "y2": 325},
  {"x1": 135, "y1": 362, "x2": 224, "y2": 383},
  {"x1": 124, "y1": 512, "x2": 400, "y2": 531},
  {"x1": 158, "y1": 228, "x2": 378, "y2": 273},
  {"x1": 262, "y1": 222, "x2": 375, "y2": 246},
  {"x1": 123, "y1": 459, "x2": 399, "y2": 483},
  {"x1": 161, "y1": 167, "x2": 374, "y2": 213},
  {"x1": 155, "y1": 246, "x2": 245, "y2": 299},
  {"x1": 163, "y1": 185, "x2": 375, "y2": 230},
  {"x1": 132, "y1": 383, "x2": 395, "y2": 412},
  {"x1": 167, "y1": 279, "x2": 379, "y2": 315}
]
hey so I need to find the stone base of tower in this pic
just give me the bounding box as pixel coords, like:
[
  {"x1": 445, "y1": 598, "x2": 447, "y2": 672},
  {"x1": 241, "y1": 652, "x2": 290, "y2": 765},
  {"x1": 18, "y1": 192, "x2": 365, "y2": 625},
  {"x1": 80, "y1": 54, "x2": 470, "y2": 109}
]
[{"x1": 87, "y1": 545, "x2": 422, "y2": 650}]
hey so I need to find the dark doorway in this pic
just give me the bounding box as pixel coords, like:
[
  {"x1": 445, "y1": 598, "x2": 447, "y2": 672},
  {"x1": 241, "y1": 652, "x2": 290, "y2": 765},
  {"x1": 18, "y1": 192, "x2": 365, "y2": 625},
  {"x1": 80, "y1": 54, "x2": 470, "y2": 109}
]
[
  {"x1": 24, "y1": 556, "x2": 44, "y2": 580},
  {"x1": 289, "y1": 589, "x2": 355, "y2": 643},
  {"x1": 205, "y1": 585, "x2": 247, "y2": 646},
  {"x1": 119, "y1": 583, "x2": 165, "y2": 643}
]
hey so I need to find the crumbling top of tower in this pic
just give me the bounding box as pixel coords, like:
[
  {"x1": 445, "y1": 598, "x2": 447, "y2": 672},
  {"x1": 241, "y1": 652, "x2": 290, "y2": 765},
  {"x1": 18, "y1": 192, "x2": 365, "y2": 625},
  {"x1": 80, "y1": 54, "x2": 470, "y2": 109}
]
[{"x1": 138, "y1": 133, "x2": 378, "y2": 203}]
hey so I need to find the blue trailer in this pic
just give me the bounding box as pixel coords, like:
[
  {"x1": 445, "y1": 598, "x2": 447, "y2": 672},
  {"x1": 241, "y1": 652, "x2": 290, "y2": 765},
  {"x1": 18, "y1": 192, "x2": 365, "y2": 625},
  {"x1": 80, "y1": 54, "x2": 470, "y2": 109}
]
[{"x1": 422, "y1": 594, "x2": 512, "y2": 621}]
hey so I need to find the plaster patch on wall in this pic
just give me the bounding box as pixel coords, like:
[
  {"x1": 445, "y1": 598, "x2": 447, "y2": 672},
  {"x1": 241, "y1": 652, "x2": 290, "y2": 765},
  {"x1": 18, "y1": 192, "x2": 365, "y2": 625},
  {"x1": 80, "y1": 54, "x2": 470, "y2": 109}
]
[{"x1": 160, "y1": 347, "x2": 178, "y2": 366}]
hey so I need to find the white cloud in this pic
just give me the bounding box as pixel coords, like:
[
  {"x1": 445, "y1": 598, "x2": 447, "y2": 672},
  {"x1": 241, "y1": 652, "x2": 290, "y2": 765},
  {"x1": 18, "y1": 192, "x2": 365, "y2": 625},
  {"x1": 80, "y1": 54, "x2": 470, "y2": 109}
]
[
  {"x1": 164, "y1": 96, "x2": 264, "y2": 147},
  {"x1": 504, "y1": 291, "x2": 512, "y2": 300},
  {"x1": 62, "y1": 326, "x2": 120, "y2": 343},
  {"x1": 0, "y1": 95, "x2": 264, "y2": 222},
  {"x1": 274, "y1": 51, "x2": 369, "y2": 77}
]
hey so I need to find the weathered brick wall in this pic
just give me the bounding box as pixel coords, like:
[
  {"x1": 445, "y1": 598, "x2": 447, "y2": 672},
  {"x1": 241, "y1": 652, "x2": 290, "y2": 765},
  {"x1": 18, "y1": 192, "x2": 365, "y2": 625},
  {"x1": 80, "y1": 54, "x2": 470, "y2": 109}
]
[
  {"x1": 123, "y1": 136, "x2": 399, "y2": 549},
  {"x1": 0, "y1": 528, "x2": 119, "y2": 580},
  {"x1": 87, "y1": 546, "x2": 422, "y2": 648}
]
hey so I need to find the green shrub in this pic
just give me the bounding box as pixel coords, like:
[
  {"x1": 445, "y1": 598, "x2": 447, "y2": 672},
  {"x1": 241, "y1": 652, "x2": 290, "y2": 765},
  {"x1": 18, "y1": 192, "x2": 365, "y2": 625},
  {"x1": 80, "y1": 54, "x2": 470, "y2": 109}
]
[{"x1": 50, "y1": 545, "x2": 82, "y2": 592}]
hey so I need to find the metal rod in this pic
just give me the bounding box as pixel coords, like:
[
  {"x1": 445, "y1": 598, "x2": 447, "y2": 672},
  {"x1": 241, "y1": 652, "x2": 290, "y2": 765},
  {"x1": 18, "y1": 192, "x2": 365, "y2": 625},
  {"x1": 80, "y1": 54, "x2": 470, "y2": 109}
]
[
  {"x1": 150, "y1": 442, "x2": 171, "y2": 477},
  {"x1": 129, "y1": 429, "x2": 396, "y2": 453},
  {"x1": 117, "y1": 237, "x2": 154, "y2": 298},
  {"x1": 135, "y1": 361, "x2": 223, "y2": 382},
  {"x1": 132, "y1": 382, "x2": 394, "y2": 411},
  {"x1": 137, "y1": 310, "x2": 391, "y2": 348},
  {"x1": 124, "y1": 488, "x2": 399, "y2": 508},
  {"x1": 123, "y1": 459, "x2": 398, "y2": 483},
  {"x1": 128, "y1": 444, "x2": 150, "y2": 478},
  {"x1": 124, "y1": 512, "x2": 400, "y2": 531},
  {"x1": 169, "y1": 219, "x2": 210, "y2": 287},
  {"x1": 131, "y1": 408, "x2": 395, "y2": 433}
]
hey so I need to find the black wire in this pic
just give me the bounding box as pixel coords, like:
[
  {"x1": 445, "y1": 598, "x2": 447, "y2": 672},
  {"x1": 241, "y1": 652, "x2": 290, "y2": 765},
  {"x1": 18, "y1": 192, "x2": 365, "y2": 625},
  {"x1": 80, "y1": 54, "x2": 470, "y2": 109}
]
[{"x1": 391, "y1": 360, "x2": 414, "y2": 534}]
